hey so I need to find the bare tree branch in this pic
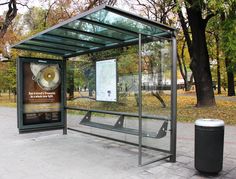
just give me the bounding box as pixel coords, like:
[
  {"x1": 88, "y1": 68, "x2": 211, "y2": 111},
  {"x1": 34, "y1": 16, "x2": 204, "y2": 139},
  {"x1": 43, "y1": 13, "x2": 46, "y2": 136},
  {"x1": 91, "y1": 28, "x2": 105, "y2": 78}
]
[
  {"x1": 175, "y1": 2, "x2": 193, "y2": 59},
  {"x1": 43, "y1": 1, "x2": 56, "y2": 27},
  {"x1": 204, "y1": 13, "x2": 215, "y2": 24},
  {"x1": 0, "y1": 0, "x2": 17, "y2": 38},
  {"x1": 16, "y1": 2, "x2": 30, "y2": 9},
  {"x1": 152, "y1": 91, "x2": 166, "y2": 108},
  {"x1": 0, "y1": 2, "x2": 10, "y2": 6}
]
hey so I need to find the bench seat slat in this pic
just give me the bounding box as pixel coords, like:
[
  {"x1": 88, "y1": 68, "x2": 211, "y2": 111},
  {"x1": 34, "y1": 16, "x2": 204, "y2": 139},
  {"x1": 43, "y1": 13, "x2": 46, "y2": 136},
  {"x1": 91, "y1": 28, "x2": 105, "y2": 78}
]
[{"x1": 80, "y1": 121, "x2": 160, "y2": 138}]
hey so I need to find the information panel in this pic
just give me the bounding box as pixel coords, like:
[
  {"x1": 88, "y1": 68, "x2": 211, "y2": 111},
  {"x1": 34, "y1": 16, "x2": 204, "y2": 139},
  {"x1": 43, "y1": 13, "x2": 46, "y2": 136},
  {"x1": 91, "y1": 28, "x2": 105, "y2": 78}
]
[
  {"x1": 96, "y1": 59, "x2": 117, "y2": 102},
  {"x1": 17, "y1": 57, "x2": 64, "y2": 132}
]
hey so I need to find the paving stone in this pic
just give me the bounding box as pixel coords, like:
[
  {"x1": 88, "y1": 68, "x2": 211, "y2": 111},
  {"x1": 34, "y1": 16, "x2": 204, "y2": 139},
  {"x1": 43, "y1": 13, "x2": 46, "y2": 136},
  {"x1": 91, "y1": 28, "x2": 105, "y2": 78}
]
[
  {"x1": 176, "y1": 155, "x2": 194, "y2": 164},
  {"x1": 224, "y1": 168, "x2": 236, "y2": 179},
  {"x1": 222, "y1": 161, "x2": 236, "y2": 172},
  {"x1": 190, "y1": 174, "x2": 233, "y2": 179},
  {"x1": 190, "y1": 175, "x2": 208, "y2": 179},
  {"x1": 172, "y1": 167, "x2": 196, "y2": 178},
  {"x1": 185, "y1": 160, "x2": 195, "y2": 170},
  {"x1": 133, "y1": 171, "x2": 156, "y2": 179},
  {"x1": 145, "y1": 165, "x2": 170, "y2": 174},
  {"x1": 161, "y1": 162, "x2": 186, "y2": 170},
  {"x1": 151, "y1": 173, "x2": 184, "y2": 179},
  {"x1": 145, "y1": 166, "x2": 185, "y2": 179}
]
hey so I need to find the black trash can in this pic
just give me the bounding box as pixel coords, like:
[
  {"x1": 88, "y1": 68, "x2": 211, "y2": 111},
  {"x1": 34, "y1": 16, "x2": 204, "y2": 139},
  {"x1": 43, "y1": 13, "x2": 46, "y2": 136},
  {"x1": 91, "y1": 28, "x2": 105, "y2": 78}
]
[{"x1": 195, "y1": 119, "x2": 224, "y2": 174}]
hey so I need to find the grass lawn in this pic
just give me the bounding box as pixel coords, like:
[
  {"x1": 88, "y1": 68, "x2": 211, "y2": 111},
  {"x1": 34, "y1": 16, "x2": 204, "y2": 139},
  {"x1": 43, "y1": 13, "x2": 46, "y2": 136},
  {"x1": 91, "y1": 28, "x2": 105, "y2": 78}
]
[
  {"x1": 0, "y1": 93, "x2": 16, "y2": 108},
  {"x1": 177, "y1": 95, "x2": 236, "y2": 125},
  {"x1": 1, "y1": 91, "x2": 235, "y2": 125}
]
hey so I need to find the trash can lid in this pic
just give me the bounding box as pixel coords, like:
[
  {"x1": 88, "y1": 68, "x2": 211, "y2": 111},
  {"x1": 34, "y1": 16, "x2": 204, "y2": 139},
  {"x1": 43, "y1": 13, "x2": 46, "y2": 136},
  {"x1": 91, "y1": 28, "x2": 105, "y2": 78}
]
[{"x1": 195, "y1": 119, "x2": 224, "y2": 127}]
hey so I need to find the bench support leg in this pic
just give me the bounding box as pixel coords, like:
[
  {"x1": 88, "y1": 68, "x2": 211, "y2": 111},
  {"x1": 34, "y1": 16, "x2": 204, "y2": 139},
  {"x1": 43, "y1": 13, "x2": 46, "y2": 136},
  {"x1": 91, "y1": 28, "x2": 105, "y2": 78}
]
[
  {"x1": 114, "y1": 115, "x2": 124, "y2": 128},
  {"x1": 156, "y1": 120, "x2": 168, "y2": 138},
  {"x1": 80, "y1": 111, "x2": 91, "y2": 124}
]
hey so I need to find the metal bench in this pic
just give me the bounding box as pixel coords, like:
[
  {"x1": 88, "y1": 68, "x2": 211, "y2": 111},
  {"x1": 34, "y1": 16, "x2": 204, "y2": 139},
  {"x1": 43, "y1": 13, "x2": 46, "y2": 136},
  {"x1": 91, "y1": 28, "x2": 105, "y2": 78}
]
[{"x1": 66, "y1": 106, "x2": 169, "y2": 139}]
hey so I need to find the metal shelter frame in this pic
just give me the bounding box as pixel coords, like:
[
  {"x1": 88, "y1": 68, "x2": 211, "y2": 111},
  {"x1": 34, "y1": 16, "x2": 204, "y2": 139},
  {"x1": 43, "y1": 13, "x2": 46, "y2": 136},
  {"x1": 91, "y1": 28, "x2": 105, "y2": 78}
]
[{"x1": 12, "y1": 4, "x2": 177, "y2": 166}]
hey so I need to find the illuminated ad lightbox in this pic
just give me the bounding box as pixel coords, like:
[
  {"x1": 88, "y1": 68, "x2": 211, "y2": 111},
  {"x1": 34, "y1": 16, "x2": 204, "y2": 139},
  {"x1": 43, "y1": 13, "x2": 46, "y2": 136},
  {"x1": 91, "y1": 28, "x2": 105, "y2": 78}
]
[
  {"x1": 96, "y1": 59, "x2": 117, "y2": 102},
  {"x1": 17, "y1": 57, "x2": 64, "y2": 132}
]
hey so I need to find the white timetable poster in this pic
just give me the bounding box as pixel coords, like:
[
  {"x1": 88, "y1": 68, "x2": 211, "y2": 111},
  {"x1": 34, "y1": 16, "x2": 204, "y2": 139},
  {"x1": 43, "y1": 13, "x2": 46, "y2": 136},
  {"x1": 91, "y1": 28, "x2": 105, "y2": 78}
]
[{"x1": 96, "y1": 59, "x2": 117, "y2": 102}]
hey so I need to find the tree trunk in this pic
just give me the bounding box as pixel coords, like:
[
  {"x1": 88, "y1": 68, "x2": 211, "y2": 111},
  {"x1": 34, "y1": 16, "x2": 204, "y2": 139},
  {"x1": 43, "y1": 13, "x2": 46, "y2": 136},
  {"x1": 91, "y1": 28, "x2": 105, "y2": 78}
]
[
  {"x1": 0, "y1": 0, "x2": 17, "y2": 38},
  {"x1": 177, "y1": 40, "x2": 191, "y2": 91},
  {"x1": 152, "y1": 91, "x2": 166, "y2": 108},
  {"x1": 216, "y1": 35, "x2": 221, "y2": 94},
  {"x1": 68, "y1": 74, "x2": 74, "y2": 100},
  {"x1": 225, "y1": 57, "x2": 235, "y2": 96},
  {"x1": 68, "y1": 63, "x2": 74, "y2": 100},
  {"x1": 187, "y1": 6, "x2": 216, "y2": 107},
  {"x1": 8, "y1": 88, "x2": 11, "y2": 100},
  {"x1": 177, "y1": 53, "x2": 187, "y2": 89},
  {"x1": 221, "y1": 11, "x2": 235, "y2": 97},
  {"x1": 88, "y1": 88, "x2": 93, "y2": 97}
]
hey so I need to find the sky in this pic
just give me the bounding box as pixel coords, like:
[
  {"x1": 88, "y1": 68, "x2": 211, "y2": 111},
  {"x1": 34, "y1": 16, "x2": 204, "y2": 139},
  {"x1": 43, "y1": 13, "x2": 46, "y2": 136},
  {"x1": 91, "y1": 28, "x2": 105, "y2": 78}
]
[
  {"x1": 0, "y1": 0, "x2": 132, "y2": 16},
  {"x1": 0, "y1": 0, "x2": 45, "y2": 16}
]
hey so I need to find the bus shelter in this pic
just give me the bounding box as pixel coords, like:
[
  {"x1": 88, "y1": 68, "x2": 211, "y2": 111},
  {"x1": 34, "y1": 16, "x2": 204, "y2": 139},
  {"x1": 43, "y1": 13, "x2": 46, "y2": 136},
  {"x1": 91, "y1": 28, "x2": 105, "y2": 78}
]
[{"x1": 12, "y1": 4, "x2": 177, "y2": 166}]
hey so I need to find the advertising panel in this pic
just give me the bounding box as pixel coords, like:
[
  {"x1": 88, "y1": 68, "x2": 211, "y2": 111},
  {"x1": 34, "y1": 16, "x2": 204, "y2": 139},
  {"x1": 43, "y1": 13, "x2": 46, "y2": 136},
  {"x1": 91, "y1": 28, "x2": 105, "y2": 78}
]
[
  {"x1": 96, "y1": 59, "x2": 117, "y2": 102},
  {"x1": 17, "y1": 57, "x2": 64, "y2": 132}
]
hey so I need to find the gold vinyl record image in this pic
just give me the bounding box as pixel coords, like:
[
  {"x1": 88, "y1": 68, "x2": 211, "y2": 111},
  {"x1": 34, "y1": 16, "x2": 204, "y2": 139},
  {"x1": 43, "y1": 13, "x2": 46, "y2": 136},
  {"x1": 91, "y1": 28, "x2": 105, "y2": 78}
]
[{"x1": 30, "y1": 63, "x2": 61, "y2": 91}]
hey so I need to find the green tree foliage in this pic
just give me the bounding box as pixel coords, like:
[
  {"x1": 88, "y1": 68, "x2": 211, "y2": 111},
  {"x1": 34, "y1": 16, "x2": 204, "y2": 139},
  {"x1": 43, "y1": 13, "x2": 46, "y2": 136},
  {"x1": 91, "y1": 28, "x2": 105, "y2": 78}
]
[
  {"x1": 206, "y1": 15, "x2": 223, "y2": 94},
  {"x1": 220, "y1": 2, "x2": 236, "y2": 96},
  {"x1": 0, "y1": 60, "x2": 16, "y2": 95},
  {"x1": 23, "y1": 7, "x2": 47, "y2": 33},
  {"x1": 205, "y1": 0, "x2": 236, "y2": 96},
  {"x1": 173, "y1": 0, "x2": 236, "y2": 105},
  {"x1": 220, "y1": 7, "x2": 236, "y2": 72}
]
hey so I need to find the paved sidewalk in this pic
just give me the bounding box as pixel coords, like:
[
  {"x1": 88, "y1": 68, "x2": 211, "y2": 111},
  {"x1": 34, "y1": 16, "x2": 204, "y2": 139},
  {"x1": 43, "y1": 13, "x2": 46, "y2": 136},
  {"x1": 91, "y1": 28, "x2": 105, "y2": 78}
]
[{"x1": 0, "y1": 107, "x2": 235, "y2": 179}]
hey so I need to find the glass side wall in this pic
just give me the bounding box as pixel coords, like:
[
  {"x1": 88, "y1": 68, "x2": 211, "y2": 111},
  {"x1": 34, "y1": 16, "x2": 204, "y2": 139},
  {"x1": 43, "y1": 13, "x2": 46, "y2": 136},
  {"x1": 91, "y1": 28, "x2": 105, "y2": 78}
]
[
  {"x1": 66, "y1": 37, "x2": 173, "y2": 165},
  {"x1": 66, "y1": 45, "x2": 140, "y2": 146},
  {"x1": 141, "y1": 37, "x2": 172, "y2": 164}
]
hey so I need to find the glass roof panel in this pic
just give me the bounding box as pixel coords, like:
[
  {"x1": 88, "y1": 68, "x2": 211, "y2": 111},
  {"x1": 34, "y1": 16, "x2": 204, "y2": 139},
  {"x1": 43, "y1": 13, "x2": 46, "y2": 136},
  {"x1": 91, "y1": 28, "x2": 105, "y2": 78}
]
[
  {"x1": 84, "y1": 9, "x2": 165, "y2": 36},
  {"x1": 35, "y1": 34, "x2": 95, "y2": 48},
  {"x1": 63, "y1": 20, "x2": 135, "y2": 41},
  {"x1": 12, "y1": 5, "x2": 174, "y2": 57},
  {"x1": 47, "y1": 28, "x2": 113, "y2": 45},
  {"x1": 24, "y1": 40, "x2": 81, "y2": 52}
]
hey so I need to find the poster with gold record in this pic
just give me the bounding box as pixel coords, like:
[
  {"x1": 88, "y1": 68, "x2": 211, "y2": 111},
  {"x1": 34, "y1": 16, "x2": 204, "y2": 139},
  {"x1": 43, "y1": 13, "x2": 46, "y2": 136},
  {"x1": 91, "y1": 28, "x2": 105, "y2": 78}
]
[{"x1": 17, "y1": 57, "x2": 64, "y2": 132}]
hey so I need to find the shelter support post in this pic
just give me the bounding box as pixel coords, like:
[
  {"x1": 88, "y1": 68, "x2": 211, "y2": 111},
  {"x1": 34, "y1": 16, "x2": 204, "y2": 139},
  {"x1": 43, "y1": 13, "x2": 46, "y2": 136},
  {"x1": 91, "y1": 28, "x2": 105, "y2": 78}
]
[
  {"x1": 63, "y1": 57, "x2": 67, "y2": 135},
  {"x1": 138, "y1": 33, "x2": 142, "y2": 166},
  {"x1": 170, "y1": 33, "x2": 177, "y2": 162}
]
